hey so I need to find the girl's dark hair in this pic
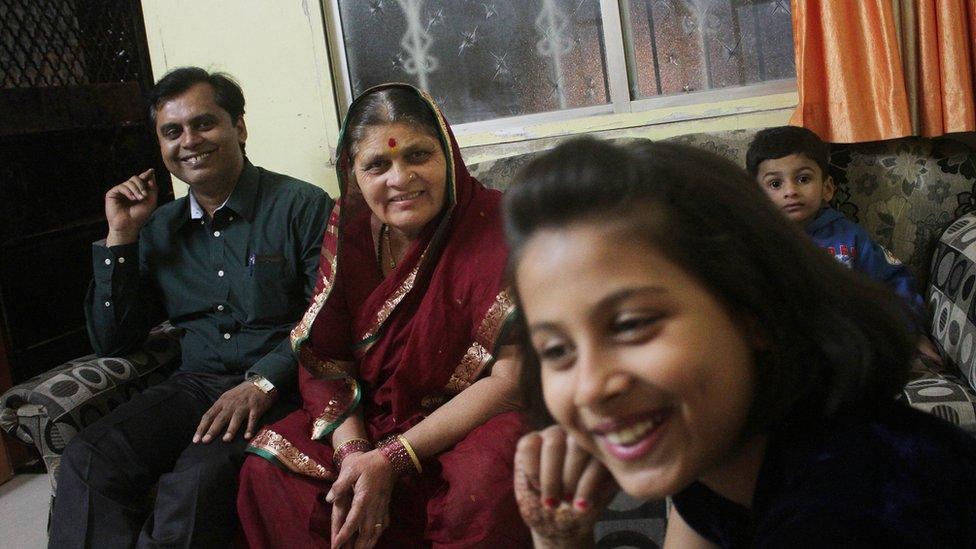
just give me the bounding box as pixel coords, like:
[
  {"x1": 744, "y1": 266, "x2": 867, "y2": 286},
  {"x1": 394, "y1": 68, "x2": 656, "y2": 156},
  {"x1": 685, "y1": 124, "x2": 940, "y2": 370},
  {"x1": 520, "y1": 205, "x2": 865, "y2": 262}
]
[
  {"x1": 344, "y1": 87, "x2": 440, "y2": 159},
  {"x1": 503, "y1": 137, "x2": 914, "y2": 432}
]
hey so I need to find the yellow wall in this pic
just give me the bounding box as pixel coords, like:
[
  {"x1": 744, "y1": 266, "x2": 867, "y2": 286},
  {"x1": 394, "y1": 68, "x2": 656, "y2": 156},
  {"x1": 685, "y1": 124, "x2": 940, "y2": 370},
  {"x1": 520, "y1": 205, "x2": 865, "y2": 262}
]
[
  {"x1": 141, "y1": 0, "x2": 342, "y2": 197},
  {"x1": 140, "y1": 1, "x2": 795, "y2": 197}
]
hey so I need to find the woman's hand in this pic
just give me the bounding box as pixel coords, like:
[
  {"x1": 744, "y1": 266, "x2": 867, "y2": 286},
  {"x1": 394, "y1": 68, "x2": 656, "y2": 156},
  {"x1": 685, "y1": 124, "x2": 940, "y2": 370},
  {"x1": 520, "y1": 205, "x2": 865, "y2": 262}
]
[
  {"x1": 514, "y1": 425, "x2": 616, "y2": 548},
  {"x1": 325, "y1": 449, "x2": 397, "y2": 548}
]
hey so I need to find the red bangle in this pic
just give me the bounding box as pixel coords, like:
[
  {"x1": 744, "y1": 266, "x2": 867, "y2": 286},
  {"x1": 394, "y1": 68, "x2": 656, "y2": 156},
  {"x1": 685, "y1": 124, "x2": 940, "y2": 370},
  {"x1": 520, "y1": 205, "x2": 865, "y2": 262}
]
[
  {"x1": 377, "y1": 435, "x2": 422, "y2": 476},
  {"x1": 333, "y1": 438, "x2": 371, "y2": 468}
]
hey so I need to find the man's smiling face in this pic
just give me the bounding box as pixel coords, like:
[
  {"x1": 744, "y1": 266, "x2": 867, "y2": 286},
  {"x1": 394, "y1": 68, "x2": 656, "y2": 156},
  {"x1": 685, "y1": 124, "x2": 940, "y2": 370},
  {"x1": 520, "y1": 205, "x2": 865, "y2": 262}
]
[{"x1": 154, "y1": 82, "x2": 246, "y2": 190}]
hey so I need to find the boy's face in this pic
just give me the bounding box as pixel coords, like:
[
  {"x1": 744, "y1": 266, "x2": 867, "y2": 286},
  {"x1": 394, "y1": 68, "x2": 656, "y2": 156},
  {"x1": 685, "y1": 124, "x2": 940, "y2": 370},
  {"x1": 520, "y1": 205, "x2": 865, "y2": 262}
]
[{"x1": 757, "y1": 153, "x2": 835, "y2": 226}]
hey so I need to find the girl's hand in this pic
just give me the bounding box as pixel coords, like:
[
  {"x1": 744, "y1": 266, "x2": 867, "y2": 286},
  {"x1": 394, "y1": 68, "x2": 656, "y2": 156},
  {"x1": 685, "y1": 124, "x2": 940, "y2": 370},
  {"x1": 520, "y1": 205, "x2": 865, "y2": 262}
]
[
  {"x1": 514, "y1": 425, "x2": 616, "y2": 548},
  {"x1": 326, "y1": 449, "x2": 396, "y2": 548},
  {"x1": 916, "y1": 335, "x2": 943, "y2": 366}
]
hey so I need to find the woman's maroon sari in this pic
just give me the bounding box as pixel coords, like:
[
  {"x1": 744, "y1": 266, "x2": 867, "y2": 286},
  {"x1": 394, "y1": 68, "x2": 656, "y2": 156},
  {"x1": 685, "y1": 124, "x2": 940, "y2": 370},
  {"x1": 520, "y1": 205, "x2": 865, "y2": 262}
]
[{"x1": 237, "y1": 84, "x2": 530, "y2": 548}]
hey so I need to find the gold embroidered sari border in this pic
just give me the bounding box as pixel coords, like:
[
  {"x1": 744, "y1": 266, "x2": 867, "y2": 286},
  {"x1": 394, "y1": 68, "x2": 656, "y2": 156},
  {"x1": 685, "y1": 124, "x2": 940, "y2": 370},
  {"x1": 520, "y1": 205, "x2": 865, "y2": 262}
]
[
  {"x1": 311, "y1": 377, "x2": 362, "y2": 440},
  {"x1": 476, "y1": 290, "x2": 515, "y2": 347},
  {"x1": 246, "y1": 428, "x2": 334, "y2": 480},
  {"x1": 299, "y1": 347, "x2": 353, "y2": 379},
  {"x1": 291, "y1": 203, "x2": 342, "y2": 352},
  {"x1": 440, "y1": 290, "x2": 517, "y2": 395},
  {"x1": 353, "y1": 263, "x2": 421, "y2": 356},
  {"x1": 445, "y1": 341, "x2": 492, "y2": 393}
]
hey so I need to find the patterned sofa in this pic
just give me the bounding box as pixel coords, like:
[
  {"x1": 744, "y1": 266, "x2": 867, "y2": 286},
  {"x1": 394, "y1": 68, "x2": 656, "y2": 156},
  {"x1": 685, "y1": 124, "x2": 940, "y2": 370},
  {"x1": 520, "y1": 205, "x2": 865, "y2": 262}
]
[
  {"x1": 468, "y1": 129, "x2": 976, "y2": 548},
  {"x1": 0, "y1": 323, "x2": 181, "y2": 498},
  {"x1": 2, "y1": 128, "x2": 976, "y2": 548}
]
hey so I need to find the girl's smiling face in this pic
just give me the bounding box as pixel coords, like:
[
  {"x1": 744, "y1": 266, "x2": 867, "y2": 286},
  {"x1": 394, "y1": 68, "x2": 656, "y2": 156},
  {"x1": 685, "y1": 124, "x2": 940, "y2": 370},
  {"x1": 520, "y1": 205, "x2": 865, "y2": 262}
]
[{"x1": 516, "y1": 223, "x2": 758, "y2": 499}]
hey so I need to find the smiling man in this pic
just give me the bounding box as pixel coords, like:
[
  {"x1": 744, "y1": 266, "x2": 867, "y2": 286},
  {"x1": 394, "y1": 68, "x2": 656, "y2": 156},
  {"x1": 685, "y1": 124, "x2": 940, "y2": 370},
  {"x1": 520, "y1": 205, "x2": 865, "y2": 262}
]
[{"x1": 48, "y1": 67, "x2": 332, "y2": 548}]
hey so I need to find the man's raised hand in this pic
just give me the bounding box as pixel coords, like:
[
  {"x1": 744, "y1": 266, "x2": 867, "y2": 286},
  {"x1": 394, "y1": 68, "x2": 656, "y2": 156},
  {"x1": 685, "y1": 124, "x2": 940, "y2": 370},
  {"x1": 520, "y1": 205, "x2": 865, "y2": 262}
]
[{"x1": 106, "y1": 168, "x2": 158, "y2": 246}]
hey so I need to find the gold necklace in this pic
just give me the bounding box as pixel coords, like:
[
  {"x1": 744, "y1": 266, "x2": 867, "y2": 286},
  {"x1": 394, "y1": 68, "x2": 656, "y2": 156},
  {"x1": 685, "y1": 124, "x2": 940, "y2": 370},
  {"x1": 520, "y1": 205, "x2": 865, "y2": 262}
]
[{"x1": 382, "y1": 224, "x2": 397, "y2": 270}]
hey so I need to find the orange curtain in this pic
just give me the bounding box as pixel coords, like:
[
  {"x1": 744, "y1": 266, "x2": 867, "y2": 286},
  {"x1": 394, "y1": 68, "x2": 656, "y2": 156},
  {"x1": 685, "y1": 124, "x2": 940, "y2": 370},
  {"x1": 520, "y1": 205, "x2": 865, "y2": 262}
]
[{"x1": 790, "y1": 0, "x2": 976, "y2": 143}]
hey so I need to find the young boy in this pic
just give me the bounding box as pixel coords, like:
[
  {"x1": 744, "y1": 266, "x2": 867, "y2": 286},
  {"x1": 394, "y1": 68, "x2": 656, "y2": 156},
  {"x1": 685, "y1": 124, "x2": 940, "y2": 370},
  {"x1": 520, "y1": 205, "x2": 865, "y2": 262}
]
[{"x1": 746, "y1": 125, "x2": 940, "y2": 361}]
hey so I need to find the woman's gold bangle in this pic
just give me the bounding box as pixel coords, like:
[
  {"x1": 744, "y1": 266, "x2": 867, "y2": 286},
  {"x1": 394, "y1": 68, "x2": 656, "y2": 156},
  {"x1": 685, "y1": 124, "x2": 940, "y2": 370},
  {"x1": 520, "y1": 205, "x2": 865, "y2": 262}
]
[{"x1": 397, "y1": 435, "x2": 423, "y2": 474}]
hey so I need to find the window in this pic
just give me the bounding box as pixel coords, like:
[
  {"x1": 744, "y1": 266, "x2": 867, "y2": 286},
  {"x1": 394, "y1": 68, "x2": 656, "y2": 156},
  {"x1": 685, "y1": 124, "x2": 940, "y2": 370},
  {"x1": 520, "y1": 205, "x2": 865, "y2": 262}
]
[
  {"x1": 626, "y1": 0, "x2": 794, "y2": 99},
  {"x1": 325, "y1": 0, "x2": 794, "y2": 130}
]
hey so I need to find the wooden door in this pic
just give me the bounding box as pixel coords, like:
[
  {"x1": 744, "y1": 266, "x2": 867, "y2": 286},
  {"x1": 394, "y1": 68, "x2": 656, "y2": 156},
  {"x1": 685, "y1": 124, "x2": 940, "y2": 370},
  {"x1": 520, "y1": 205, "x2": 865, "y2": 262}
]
[{"x1": 0, "y1": 1, "x2": 172, "y2": 476}]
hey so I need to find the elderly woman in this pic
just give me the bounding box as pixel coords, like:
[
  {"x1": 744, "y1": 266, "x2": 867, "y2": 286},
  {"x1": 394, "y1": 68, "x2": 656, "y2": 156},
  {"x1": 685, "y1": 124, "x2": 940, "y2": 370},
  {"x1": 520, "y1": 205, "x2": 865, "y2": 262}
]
[{"x1": 235, "y1": 84, "x2": 529, "y2": 548}]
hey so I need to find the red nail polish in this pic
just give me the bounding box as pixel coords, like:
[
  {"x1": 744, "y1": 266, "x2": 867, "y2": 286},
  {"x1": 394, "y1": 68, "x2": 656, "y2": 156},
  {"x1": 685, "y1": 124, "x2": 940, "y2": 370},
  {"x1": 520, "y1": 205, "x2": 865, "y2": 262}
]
[
  {"x1": 543, "y1": 497, "x2": 558, "y2": 509},
  {"x1": 574, "y1": 498, "x2": 590, "y2": 511}
]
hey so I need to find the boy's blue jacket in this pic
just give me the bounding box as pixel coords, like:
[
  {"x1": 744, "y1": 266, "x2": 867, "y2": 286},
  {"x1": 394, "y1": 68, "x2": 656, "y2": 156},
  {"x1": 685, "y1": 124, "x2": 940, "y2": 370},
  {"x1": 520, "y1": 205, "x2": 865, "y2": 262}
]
[{"x1": 805, "y1": 207, "x2": 925, "y2": 327}]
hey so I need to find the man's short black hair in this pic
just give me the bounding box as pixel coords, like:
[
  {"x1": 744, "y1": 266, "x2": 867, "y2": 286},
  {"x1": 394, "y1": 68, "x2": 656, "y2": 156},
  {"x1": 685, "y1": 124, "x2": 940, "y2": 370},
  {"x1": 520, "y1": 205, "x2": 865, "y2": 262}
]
[
  {"x1": 746, "y1": 125, "x2": 830, "y2": 179},
  {"x1": 148, "y1": 67, "x2": 245, "y2": 128}
]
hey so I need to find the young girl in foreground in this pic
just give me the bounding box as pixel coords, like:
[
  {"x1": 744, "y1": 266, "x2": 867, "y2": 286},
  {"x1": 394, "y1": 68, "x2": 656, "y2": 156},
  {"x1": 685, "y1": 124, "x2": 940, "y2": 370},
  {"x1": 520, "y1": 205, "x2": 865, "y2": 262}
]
[{"x1": 504, "y1": 138, "x2": 976, "y2": 548}]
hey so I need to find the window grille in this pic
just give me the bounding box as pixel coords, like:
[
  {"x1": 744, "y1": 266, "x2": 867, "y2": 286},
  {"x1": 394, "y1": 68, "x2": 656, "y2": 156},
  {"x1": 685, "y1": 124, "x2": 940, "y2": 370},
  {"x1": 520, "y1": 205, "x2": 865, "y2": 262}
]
[{"x1": 1, "y1": 0, "x2": 147, "y2": 89}]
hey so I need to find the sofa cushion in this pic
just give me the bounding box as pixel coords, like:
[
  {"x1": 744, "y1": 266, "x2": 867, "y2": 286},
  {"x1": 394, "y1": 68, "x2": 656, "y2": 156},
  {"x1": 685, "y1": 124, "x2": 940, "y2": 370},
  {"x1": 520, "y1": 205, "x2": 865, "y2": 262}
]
[
  {"x1": 0, "y1": 322, "x2": 181, "y2": 490},
  {"x1": 928, "y1": 212, "x2": 976, "y2": 393},
  {"x1": 902, "y1": 356, "x2": 976, "y2": 434},
  {"x1": 595, "y1": 493, "x2": 668, "y2": 547}
]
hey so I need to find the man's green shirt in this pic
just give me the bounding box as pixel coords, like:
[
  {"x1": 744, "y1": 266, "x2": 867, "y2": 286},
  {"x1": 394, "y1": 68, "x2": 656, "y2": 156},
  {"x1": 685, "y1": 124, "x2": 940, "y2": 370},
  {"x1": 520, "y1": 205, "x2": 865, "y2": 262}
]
[{"x1": 86, "y1": 162, "x2": 332, "y2": 390}]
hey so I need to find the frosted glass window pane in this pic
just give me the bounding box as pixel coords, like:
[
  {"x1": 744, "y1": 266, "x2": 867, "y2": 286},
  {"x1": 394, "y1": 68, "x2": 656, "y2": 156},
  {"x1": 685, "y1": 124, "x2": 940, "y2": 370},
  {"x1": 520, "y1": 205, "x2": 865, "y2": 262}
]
[
  {"x1": 626, "y1": 0, "x2": 794, "y2": 98},
  {"x1": 338, "y1": 0, "x2": 610, "y2": 124}
]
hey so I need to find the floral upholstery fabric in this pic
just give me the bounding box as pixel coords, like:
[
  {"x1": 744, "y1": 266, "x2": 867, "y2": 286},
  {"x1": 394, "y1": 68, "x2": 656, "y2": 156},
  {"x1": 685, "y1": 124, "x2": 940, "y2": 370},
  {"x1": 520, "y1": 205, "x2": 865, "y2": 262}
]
[{"x1": 0, "y1": 322, "x2": 181, "y2": 493}]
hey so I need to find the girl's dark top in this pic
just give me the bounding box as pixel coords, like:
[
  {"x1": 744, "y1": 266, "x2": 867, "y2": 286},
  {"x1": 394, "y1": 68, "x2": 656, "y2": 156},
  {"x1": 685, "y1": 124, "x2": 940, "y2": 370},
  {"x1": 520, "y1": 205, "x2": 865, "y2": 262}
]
[{"x1": 672, "y1": 402, "x2": 976, "y2": 548}]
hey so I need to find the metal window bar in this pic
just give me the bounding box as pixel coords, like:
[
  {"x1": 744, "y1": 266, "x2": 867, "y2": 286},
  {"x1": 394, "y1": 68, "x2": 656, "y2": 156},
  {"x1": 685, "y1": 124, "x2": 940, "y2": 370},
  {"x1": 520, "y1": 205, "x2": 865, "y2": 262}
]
[{"x1": 600, "y1": 0, "x2": 633, "y2": 114}]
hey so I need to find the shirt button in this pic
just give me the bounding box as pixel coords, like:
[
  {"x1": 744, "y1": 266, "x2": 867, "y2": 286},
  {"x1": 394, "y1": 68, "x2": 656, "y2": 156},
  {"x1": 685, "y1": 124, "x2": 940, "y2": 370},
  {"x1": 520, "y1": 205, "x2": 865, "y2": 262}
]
[
  {"x1": 104, "y1": 301, "x2": 111, "y2": 307},
  {"x1": 217, "y1": 270, "x2": 225, "y2": 277},
  {"x1": 213, "y1": 231, "x2": 221, "y2": 237},
  {"x1": 223, "y1": 333, "x2": 231, "y2": 340},
  {"x1": 118, "y1": 256, "x2": 125, "y2": 264},
  {"x1": 104, "y1": 258, "x2": 112, "y2": 265},
  {"x1": 217, "y1": 304, "x2": 225, "y2": 311},
  {"x1": 229, "y1": 216, "x2": 234, "y2": 221}
]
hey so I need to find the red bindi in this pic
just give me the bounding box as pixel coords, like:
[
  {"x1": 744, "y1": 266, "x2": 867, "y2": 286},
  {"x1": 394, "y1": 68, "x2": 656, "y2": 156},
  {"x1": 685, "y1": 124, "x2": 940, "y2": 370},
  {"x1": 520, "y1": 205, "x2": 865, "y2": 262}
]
[{"x1": 388, "y1": 138, "x2": 397, "y2": 148}]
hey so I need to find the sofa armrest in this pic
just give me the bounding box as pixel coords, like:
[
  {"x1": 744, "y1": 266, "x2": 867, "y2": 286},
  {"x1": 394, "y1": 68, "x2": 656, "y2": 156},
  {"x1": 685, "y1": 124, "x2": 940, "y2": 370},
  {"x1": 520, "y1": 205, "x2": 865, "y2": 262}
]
[
  {"x1": 902, "y1": 356, "x2": 976, "y2": 435},
  {"x1": 0, "y1": 322, "x2": 181, "y2": 492}
]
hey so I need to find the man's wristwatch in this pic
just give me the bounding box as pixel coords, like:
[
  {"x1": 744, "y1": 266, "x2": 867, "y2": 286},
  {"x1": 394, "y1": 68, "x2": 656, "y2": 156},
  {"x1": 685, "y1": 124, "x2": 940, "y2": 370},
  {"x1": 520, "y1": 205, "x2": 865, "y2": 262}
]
[{"x1": 247, "y1": 374, "x2": 277, "y2": 397}]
